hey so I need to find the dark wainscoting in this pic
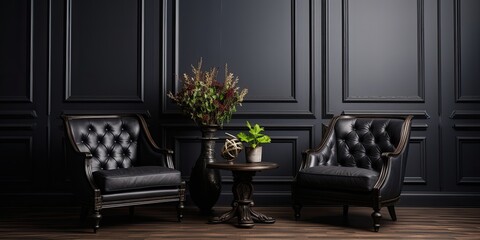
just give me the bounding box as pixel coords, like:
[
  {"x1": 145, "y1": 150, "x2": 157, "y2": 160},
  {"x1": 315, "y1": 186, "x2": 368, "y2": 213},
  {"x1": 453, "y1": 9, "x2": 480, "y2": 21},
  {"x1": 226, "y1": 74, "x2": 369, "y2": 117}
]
[{"x1": 0, "y1": 0, "x2": 479, "y2": 207}]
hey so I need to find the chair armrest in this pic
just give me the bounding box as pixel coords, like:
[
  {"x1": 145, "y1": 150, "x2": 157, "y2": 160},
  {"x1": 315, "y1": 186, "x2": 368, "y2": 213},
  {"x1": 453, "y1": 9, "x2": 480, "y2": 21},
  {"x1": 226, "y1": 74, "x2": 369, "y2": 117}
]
[
  {"x1": 374, "y1": 154, "x2": 407, "y2": 200},
  {"x1": 136, "y1": 114, "x2": 176, "y2": 169},
  {"x1": 374, "y1": 115, "x2": 413, "y2": 199},
  {"x1": 381, "y1": 115, "x2": 413, "y2": 159},
  {"x1": 65, "y1": 142, "x2": 99, "y2": 199},
  {"x1": 300, "y1": 117, "x2": 341, "y2": 170},
  {"x1": 148, "y1": 145, "x2": 175, "y2": 169}
]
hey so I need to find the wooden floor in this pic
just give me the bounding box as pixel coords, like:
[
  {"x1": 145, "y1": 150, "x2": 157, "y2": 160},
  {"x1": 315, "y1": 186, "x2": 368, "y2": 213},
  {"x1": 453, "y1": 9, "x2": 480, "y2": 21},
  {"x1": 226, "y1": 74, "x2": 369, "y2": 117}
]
[{"x1": 1, "y1": 206, "x2": 480, "y2": 239}]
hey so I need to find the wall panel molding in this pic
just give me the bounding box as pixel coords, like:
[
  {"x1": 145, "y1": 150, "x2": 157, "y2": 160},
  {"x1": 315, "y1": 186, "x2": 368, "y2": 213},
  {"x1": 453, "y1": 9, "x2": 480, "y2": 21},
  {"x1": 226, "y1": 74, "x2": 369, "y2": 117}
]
[
  {"x1": 240, "y1": 0, "x2": 297, "y2": 104},
  {"x1": 60, "y1": 109, "x2": 150, "y2": 117},
  {"x1": 456, "y1": 137, "x2": 480, "y2": 184},
  {"x1": 0, "y1": 110, "x2": 38, "y2": 119},
  {"x1": 0, "y1": 124, "x2": 36, "y2": 131},
  {"x1": 453, "y1": 124, "x2": 480, "y2": 130},
  {"x1": 449, "y1": 110, "x2": 480, "y2": 119},
  {"x1": 342, "y1": 0, "x2": 425, "y2": 103},
  {"x1": 0, "y1": 136, "x2": 33, "y2": 183},
  {"x1": 454, "y1": 0, "x2": 480, "y2": 102},
  {"x1": 342, "y1": 110, "x2": 431, "y2": 119},
  {"x1": 64, "y1": 0, "x2": 144, "y2": 102},
  {"x1": 405, "y1": 137, "x2": 427, "y2": 184},
  {"x1": 162, "y1": 0, "x2": 314, "y2": 117},
  {"x1": 0, "y1": 0, "x2": 34, "y2": 103}
]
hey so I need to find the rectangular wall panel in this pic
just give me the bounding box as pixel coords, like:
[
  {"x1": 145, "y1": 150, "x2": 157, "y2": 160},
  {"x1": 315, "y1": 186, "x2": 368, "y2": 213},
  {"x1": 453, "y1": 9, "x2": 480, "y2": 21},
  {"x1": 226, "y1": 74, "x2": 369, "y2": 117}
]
[
  {"x1": 0, "y1": 137, "x2": 32, "y2": 183},
  {"x1": 221, "y1": 0, "x2": 294, "y2": 102},
  {"x1": 456, "y1": 137, "x2": 480, "y2": 184},
  {"x1": 344, "y1": 0, "x2": 424, "y2": 102},
  {"x1": 404, "y1": 137, "x2": 427, "y2": 184},
  {"x1": 66, "y1": 0, "x2": 143, "y2": 102},
  {"x1": 167, "y1": 0, "x2": 313, "y2": 117},
  {"x1": 455, "y1": 0, "x2": 480, "y2": 102},
  {"x1": 0, "y1": 0, "x2": 32, "y2": 102}
]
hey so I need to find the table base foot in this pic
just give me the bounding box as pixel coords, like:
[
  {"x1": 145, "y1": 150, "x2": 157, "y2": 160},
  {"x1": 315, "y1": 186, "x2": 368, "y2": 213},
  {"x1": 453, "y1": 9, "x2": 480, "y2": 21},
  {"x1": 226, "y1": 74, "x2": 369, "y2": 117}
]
[{"x1": 209, "y1": 203, "x2": 275, "y2": 228}]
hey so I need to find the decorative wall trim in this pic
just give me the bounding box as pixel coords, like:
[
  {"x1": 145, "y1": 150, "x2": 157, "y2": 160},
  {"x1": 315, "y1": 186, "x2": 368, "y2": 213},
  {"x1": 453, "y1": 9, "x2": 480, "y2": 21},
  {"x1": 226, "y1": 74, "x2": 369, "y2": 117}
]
[
  {"x1": 412, "y1": 124, "x2": 429, "y2": 130},
  {"x1": 0, "y1": 136, "x2": 33, "y2": 183},
  {"x1": 456, "y1": 137, "x2": 480, "y2": 184},
  {"x1": 404, "y1": 137, "x2": 427, "y2": 184},
  {"x1": 399, "y1": 192, "x2": 480, "y2": 207},
  {"x1": 163, "y1": 0, "x2": 314, "y2": 117},
  {"x1": 60, "y1": 110, "x2": 151, "y2": 118},
  {"x1": 0, "y1": 124, "x2": 36, "y2": 131},
  {"x1": 454, "y1": 0, "x2": 480, "y2": 102},
  {"x1": 342, "y1": 0, "x2": 425, "y2": 103},
  {"x1": 4, "y1": 192, "x2": 480, "y2": 207},
  {"x1": 0, "y1": 0, "x2": 34, "y2": 103},
  {"x1": 453, "y1": 124, "x2": 480, "y2": 130},
  {"x1": 64, "y1": 0, "x2": 144, "y2": 102},
  {"x1": 321, "y1": 123, "x2": 428, "y2": 132},
  {"x1": 0, "y1": 110, "x2": 37, "y2": 119},
  {"x1": 341, "y1": 110, "x2": 431, "y2": 119},
  {"x1": 243, "y1": 0, "x2": 297, "y2": 103},
  {"x1": 450, "y1": 110, "x2": 480, "y2": 119},
  {"x1": 322, "y1": 0, "x2": 333, "y2": 118}
]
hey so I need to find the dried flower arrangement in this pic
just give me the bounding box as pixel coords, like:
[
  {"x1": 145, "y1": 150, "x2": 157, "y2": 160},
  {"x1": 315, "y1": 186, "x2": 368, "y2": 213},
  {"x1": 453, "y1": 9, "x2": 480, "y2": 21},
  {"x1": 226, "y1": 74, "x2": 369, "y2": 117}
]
[{"x1": 167, "y1": 58, "x2": 248, "y2": 126}]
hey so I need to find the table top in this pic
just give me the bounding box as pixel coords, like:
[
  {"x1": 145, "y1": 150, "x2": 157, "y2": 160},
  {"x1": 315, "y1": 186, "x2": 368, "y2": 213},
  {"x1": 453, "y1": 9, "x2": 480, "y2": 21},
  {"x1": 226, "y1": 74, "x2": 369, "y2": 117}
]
[{"x1": 207, "y1": 161, "x2": 279, "y2": 171}]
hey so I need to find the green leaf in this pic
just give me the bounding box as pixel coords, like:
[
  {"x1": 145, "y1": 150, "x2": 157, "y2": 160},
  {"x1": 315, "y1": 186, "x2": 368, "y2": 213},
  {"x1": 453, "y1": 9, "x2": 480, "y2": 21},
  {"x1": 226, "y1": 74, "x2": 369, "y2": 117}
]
[
  {"x1": 246, "y1": 121, "x2": 252, "y2": 130},
  {"x1": 236, "y1": 121, "x2": 271, "y2": 148}
]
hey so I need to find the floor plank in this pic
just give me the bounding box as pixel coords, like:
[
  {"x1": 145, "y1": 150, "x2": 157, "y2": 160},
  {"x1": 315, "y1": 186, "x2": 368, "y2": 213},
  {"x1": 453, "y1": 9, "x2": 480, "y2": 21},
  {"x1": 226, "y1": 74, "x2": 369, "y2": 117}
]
[{"x1": 1, "y1": 206, "x2": 479, "y2": 239}]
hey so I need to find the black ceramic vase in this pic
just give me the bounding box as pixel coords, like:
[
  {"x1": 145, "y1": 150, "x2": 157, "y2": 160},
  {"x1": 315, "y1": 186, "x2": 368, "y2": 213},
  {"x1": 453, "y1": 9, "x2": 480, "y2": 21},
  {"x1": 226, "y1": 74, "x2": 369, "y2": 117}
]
[{"x1": 188, "y1": 125, "x2": 222, "y2": 214}]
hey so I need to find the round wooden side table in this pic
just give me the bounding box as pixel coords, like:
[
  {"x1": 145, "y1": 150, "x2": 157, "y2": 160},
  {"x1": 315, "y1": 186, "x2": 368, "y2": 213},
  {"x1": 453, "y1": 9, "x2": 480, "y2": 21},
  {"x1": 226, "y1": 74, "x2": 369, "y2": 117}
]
[{"x1": 207, "y1": 161, "x2": 279, "y2": 228}]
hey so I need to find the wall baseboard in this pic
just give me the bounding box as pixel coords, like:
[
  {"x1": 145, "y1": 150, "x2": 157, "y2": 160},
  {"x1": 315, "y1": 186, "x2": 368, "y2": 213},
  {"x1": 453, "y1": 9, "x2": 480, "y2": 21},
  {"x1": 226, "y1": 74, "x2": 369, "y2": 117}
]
[{"x1": 4, "y1": 192, "x2": 479, "y2": 208}]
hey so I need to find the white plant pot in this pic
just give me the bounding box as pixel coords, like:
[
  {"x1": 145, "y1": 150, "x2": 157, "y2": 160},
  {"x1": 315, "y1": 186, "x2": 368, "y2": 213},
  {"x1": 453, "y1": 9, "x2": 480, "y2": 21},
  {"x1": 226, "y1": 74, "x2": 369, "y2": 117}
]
[{"x1": 245, "y1": 146, "x2": 262, "y2": 163}]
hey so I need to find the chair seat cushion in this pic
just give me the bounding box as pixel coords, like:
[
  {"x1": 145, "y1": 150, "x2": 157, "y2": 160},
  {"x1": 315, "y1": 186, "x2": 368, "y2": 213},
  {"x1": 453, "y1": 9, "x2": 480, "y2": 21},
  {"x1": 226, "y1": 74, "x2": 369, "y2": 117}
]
[
  {"x1": 93, "y1": 166, "x2": 181, "y2": 193},
  {"x1": 297, "y1": 166, "x2": 379, "y2": 192}
]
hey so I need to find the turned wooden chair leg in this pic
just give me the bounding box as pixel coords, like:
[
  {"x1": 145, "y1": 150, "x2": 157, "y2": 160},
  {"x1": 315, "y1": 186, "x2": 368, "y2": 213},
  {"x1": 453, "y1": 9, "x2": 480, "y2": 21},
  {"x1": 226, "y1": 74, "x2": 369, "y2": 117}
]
[
  {"x1": 177, "y1": 200, "x2": 185, "y2": 222},
  {"x1": 387, "y1": 205, "x2": 397, "y2": 221},
  {"x1": 92, "y1": 210, "x2": 102, "y2": 233},
  {"x1": 293, "y1": 204, "x2": 302, "y2": 220},
  {"x1": 371, "y1": 208, "x2": 382, "y2": 232}
]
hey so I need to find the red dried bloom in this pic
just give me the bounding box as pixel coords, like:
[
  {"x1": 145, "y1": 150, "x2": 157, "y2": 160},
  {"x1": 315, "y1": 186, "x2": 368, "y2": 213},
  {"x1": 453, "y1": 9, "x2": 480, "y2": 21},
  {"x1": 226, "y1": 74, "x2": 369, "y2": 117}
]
[
  {"x1": 167, "y1": 58, "x2": 248, "y2": 126},
  {"x1": 225, "y1": 88, "x2": 234, "y2": 99}
]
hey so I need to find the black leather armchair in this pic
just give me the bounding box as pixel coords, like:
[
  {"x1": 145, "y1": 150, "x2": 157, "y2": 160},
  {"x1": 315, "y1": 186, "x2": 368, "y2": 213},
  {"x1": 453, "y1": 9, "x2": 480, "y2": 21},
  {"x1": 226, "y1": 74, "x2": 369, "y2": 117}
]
[
  {"x1": 63, "y1": 114, "x2": 185, "y2": 232},
  {"x1": 292, "y1": 115, "x2": 413, "y2": 231}
]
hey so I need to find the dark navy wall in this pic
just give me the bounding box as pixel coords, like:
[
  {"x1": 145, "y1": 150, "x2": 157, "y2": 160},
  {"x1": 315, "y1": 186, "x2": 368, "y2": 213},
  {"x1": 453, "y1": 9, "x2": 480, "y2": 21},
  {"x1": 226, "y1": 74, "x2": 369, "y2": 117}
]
[{"x1": 0, "y1": 0, "x2": 479, "y2": 207}]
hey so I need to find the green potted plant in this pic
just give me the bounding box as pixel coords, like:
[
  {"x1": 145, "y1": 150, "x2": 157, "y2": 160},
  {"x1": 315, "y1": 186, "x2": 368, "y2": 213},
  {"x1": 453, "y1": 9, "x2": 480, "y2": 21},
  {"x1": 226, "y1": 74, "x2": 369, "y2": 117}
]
[{"x1": 237, "y1": 121, "x2": 271, "y2": 163}]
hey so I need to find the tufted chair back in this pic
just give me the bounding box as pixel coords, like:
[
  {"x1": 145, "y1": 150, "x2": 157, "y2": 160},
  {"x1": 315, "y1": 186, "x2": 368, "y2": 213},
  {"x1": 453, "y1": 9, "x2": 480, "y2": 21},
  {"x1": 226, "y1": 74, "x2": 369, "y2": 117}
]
[
  {"x1": 333, "y1": 118, "x2": 404, "y2": 172},
  {"x1": 67, "y1": 116, "x2": 140, "y2": 172},
  {"x1": 306, "y1": 117, "x2": 405, "y2": 172}
]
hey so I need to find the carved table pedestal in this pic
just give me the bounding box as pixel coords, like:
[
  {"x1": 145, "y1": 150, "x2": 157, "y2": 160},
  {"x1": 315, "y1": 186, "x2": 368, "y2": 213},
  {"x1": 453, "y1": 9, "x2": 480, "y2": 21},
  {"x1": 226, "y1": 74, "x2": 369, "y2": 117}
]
[{"x1": 207, "y1": 162, "x2": 279, "y2": 228}]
